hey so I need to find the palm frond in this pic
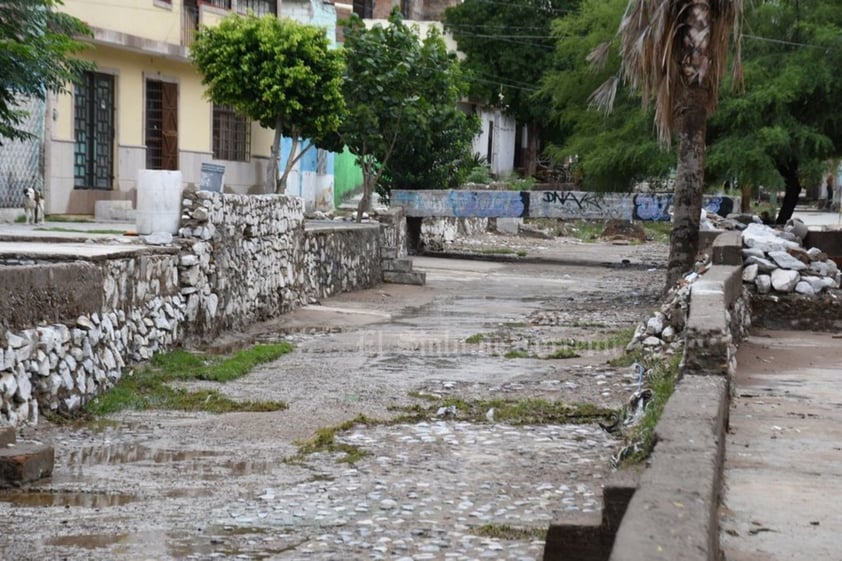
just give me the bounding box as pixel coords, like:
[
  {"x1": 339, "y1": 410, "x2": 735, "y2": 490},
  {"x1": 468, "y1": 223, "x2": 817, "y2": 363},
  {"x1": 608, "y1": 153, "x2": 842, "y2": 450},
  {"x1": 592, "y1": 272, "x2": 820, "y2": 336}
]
[
  {"x1": 586, "y1": 42, "x2": 612, "y2": 71},
  {"x1": 588, "y1": 75, "x2": 620, "y2": 113}
]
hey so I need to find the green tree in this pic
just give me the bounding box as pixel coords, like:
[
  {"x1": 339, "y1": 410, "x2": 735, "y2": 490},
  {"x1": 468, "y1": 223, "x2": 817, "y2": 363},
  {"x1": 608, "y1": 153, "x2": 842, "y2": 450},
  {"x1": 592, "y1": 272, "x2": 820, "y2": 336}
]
[
  {"x1": 541, "y1": 0, "x2": 674, "y2": 190},
  {"x1": 591, "y1": 0, "x2": 743, "y2": 290},
  {"x1": 443, "y1": 0, "x2": 579, "y2": 177},
  {"x1": 339, "y1": 11, "x2": 478, "y2": 220},
  {"x1": 0, "y1": 0, "x2": 91, "y2": 143},
  {"x1": 191, "y1": 14, "x2": 345, "y2": 194},
  {"x1": 707, "y1": 0, "x2": 842, "y2": 223}
]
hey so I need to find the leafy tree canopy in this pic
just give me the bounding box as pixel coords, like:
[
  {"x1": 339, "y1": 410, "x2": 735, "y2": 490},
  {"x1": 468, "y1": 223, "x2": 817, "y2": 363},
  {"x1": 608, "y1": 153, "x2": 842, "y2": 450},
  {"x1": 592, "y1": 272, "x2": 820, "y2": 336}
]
[
  {"x1": 0, "y1": 0, "x2": 91, "y2": 143},
  {"x1": 339, "y1": 11, "x2": 479, "y2": 217},
  {"x1": 540, "y1": 0, "x2": 674, "y2": 190},
  {"x1": 707, "y1": 0, "x2": 842, "y2": 221},
  {"x1": 443, "y1": 0, "x2": 578, "y2": 125},
  {"x1": 191, "y1": 14, "x2": 345, "y2": 192}
]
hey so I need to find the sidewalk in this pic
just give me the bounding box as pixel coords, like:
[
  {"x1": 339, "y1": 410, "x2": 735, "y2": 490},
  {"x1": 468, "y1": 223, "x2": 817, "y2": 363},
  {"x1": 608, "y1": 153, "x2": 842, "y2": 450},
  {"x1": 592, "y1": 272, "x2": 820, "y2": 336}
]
[{"x1": 720, "y1": 329, "x2": 842, "y2": 560}]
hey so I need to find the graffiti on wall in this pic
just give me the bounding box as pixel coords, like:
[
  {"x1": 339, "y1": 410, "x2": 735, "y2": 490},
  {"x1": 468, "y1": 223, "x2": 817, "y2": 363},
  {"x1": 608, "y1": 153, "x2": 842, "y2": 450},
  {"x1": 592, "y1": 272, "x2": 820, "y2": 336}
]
[{"x1": 392, "y1": 190, "x2": 738, "y2": 221}]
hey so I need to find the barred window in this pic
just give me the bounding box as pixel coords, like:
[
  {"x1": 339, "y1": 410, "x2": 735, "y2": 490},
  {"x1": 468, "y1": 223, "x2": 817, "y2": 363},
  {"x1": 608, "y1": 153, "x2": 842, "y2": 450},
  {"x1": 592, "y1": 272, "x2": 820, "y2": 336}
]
[
  {"x1": 238, "y1": 0, "x2": 276, "y2": 16},
  {"x1": 212, "y1": 104, "x2": 250, "y2": 162},
  {"x1": 353, "y1": 0, "x2": 373, "y2": 18},
  {"x1": 205, "y1": 0, "x2": 231, "y2": 9}
]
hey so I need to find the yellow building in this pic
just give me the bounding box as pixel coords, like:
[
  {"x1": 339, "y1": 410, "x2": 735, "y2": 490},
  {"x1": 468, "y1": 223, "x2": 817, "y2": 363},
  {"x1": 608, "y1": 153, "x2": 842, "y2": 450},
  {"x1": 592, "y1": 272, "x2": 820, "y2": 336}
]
[{"x1": 47, "y1": 0, "x2": 281, "y2": 216}]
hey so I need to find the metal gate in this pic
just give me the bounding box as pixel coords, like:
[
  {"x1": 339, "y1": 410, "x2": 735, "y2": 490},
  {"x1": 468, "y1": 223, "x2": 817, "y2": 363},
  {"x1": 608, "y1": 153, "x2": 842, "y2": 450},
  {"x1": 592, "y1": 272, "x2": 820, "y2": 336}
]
[{"x1": 0, "y1": 97, "x2": 45, "y2": 208}]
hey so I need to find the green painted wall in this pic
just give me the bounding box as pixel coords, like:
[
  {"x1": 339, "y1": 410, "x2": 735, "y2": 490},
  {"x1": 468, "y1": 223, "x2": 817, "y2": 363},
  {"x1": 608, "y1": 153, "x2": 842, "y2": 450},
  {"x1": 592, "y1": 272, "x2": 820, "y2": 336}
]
[{"x1": 334, "y1": 146, "x2": 364, "y2": 206}]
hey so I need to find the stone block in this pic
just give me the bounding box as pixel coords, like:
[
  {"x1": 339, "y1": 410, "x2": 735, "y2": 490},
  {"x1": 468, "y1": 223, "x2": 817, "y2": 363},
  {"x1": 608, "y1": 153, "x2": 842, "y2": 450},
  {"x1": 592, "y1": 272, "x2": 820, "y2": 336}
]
[
  {"x1": 383, "y1": 271, "x2": 426, "y2": 286},
  {"x1": 382, "y1": 258, "x2": 414, "y2": 273},
  {"x1": 711, "y1": 230, "x2": 742, "y2": 266},
  {"x1": 0, "y1": 443, "x2": 54, "y2": 486},
  {"x1": 0, "y1": 426, "x2": 14, "y2": 447}
]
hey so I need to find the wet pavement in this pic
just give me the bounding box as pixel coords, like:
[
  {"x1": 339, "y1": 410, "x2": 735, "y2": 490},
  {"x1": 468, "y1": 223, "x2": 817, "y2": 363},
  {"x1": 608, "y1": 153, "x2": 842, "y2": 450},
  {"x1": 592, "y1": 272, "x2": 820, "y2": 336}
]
[
  {"x1": 720, "y1": 329, "x2": 842, "y2": 561},
  {"x1": 0, "y1": 237, "x2": 668, "y2": 561}
]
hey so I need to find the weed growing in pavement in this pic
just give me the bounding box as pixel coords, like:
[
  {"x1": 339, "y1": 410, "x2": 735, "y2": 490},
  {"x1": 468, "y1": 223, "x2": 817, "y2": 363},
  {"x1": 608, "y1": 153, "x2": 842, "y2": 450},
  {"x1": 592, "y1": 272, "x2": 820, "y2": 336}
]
[
  {"x1": 289, "y1": 397, "x2": 617, "y2": 465},
  {"x1": 85, "y1": 343, "x2": 293, "y2": 415},
  {"x1": 616, "y1": 352, "x2": 682, "y2": 466},
  {"x1": 465, "y1": 333, "x2": 485, "y2": 344},
  {"x1": 544, "y1": 347, "x2": 580, "y2": 359},
  {"x1": 503, "y1": 349, "x2": 531, "y2": 359},
  {"x1": 471, "y1": 523, "x2": 547, "y2": 540}
]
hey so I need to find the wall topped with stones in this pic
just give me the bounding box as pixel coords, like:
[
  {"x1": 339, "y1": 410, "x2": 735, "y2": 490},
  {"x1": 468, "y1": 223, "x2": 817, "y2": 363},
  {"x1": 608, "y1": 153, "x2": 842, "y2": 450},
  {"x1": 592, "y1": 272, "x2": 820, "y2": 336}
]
[
  {"x1": 1, "y1": 252, "x2": 185, "y2": 425},
  {"x1": 1, "y1": 190, "x2": 384, "y2": 425}
]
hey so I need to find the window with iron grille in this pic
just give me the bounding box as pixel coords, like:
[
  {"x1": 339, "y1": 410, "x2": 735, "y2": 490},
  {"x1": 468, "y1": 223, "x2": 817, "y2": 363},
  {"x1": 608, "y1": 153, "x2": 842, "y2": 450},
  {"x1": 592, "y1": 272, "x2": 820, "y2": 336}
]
[
  {"x1": 353, "y1": 0, "x2": 373, "y2": 18},
  {"x1": 238, "y1": 0, "x2": 276, "y2": 16},
  {"x1": 205, "y1": 0, "x2": 231, "y2": 9},
  {"x1": 74, "y1": 71, "x2": 114, "y2": 190},
  {"x1": 213, "y1": 104, "x2": 250, "y2": 162}
]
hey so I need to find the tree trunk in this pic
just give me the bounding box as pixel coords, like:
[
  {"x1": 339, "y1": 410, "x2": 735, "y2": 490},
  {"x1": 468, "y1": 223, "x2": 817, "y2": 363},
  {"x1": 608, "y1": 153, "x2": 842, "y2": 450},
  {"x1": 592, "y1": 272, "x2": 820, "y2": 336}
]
[
  {"x1": 775, "y1": 161, "x2": 801, "y2": 224},
  {"x1": 278, "y1": 135, "x2": 299, "y2": 195},
  {"x1": 267, "y1": 121, "x2": 282, "y2": 194},
  {"x1": 666, "y1": 90, "x2": 708, "y2": 292},
  {"x1": 741, "y1": 181, "x2": 751, "y2": 213},
  {"x1": 525, "y1": 120, "x2": 540, "y2": 179},
  {"x1": 357, "y1": 161, "x2": 374, "y2": 223}
]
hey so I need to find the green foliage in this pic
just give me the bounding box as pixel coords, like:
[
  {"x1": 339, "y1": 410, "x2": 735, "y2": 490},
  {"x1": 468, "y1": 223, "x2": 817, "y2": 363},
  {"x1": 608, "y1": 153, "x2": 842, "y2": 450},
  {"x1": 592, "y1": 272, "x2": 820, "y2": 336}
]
[
  {"x1": 86, "y1": 343, "x2": 293, "y2": 415},
  {"x1": 0, "y1": 0, "x2": 92, "y2": 143},
  {"x1": 340, "y1": 11, "x2": 479, "y2": 204},
  {"x1": 707, "y1": 0, "x2": 842, "y2": 210},
  {"x1": 540, "y1": 0, "x2": 674, "y2": 190},
  {"x1": 443, "y1": 0, "x2": 577, "y2": 126},
  {"x1": 191, "y1": 14, "x2": 344, "y2": 192},
  {"x1": 191, "y1": 14, "x2": 344, "y2": 138}
]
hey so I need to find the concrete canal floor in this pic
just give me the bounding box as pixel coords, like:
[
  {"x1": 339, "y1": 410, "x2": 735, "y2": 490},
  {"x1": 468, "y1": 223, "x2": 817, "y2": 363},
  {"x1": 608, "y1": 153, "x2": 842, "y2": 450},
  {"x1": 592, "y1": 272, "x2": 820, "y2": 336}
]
[{"x1": 0, "y1": 236, "x2": 668, "y2": 561}]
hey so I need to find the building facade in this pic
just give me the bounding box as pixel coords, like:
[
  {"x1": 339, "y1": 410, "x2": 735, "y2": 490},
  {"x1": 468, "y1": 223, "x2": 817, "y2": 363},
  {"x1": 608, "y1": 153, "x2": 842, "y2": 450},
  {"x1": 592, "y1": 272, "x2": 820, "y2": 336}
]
[{"x1": 46, "y1": 0, "x2": 293, "y2": 216}]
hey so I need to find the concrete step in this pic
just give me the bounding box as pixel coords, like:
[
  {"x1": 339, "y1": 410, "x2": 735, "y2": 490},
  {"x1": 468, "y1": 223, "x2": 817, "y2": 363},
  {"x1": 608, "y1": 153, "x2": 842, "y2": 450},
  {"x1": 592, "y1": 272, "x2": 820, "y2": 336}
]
[
  {"x1": 381, "y1": 247, "x2": 399, "y2": 260},
  {"x1": 382, "y1": 258, "x2": 414, "y2": 273},
  {"x1": 0, "y1": 426, "x2": 15, "y2": 447},
  {"x1": 0, "y1": 443, "x2": 55, "y2": 487},
  {"x1": 383, "y1": 270, "x2": 426, "y2": 286}
]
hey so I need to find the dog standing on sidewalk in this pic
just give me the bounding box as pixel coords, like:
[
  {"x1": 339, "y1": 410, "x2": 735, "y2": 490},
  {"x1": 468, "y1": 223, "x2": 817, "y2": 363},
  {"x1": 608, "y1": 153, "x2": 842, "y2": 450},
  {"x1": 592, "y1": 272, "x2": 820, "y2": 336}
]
[{"x1": 23, "y1": 187, "x2": 44, "y2": 224}]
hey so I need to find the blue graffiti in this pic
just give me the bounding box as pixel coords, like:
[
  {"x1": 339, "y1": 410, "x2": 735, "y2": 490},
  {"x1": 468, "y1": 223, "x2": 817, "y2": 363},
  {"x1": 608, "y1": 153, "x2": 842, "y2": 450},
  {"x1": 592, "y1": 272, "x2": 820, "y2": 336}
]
[
  {"x1": 633, "y1": 194, "x2": 672, "y2": 221},
  {"x1": 446, "y1": 191, "x2": 525, "y2": 218},
  {"x1": 703, "y1": 196, "x2": 734, "y2": 217}
]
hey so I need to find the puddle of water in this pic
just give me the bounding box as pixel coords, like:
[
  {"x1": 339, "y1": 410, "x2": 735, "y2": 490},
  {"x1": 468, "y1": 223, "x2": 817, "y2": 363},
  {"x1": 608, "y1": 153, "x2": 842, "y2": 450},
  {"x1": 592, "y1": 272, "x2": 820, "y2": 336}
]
[{"x1": 0, "y1": 490, "x2": 136, "y2": 508}]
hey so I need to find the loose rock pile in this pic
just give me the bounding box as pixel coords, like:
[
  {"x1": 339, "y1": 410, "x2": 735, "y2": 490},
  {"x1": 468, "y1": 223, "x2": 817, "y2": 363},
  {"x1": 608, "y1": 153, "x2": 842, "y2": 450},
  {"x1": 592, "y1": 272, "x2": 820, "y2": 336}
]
[
  {"x1": 624, "y1": 282, "x2": 690, "y2": 356},
  {"x1": 741, "y1": 222, "x2": 840, "y2": 296}
]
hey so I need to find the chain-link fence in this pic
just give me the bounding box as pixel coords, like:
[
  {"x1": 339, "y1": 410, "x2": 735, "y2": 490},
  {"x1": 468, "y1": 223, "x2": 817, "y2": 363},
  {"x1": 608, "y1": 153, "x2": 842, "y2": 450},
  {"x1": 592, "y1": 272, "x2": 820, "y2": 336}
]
[{"x1": 0, "y1": 97, "x2": 45, "y2": 208}]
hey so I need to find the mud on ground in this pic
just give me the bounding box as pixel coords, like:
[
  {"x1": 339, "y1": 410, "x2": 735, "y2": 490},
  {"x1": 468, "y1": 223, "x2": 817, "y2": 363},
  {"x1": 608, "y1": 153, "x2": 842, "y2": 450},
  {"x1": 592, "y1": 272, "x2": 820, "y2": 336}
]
[{"x1": 2, "y1": 234, "x2": 668, "y2": 561}]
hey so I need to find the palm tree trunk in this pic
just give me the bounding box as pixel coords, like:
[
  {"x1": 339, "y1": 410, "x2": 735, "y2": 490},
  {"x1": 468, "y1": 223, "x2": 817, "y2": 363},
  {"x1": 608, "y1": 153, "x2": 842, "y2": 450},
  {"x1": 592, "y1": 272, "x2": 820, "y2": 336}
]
[{"x1": 666, "y1": 88, "x2": 708, "y2": 291}]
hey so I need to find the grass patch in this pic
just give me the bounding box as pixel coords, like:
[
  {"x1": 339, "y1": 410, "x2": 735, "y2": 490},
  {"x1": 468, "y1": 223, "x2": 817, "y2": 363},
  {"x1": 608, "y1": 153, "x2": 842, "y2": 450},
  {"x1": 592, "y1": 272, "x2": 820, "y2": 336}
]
[
  {"x1": 616, "y1": 353, "x2": 682, "y2": 466},
  {"x1": 544, "y1": 348, "x2": 580, "y2": 359},
  {"x1": 395, "y1": 397, "x2": 613, "y2": 426},
  {"x1": 569, "y1": 320, "x2": 608, "y2": 329},
  {"x1": 471, "y1": 523, "x2": 547, "y2": 541},
  {"x1": 516, "y1": 250, "x2": 528, "y2": 257},
  {"x1": 14, "y1": 214, "x2": 26, "y2": 223},
  {"x1": 291, "y1": 396, "x2": 614, "y2": 465},
  {"x1": 290, "y1": 414, "x2": 376, "y2": 464},
  {"x1": 85, "y1": 343, "x2": 293, "y2": 415},
  {"x1": 608, "y1": 348, "x2": 646, "y2": 368},
  {"x1": 551, "y1": 326, "x2": 637, "y2": 355},
  {"x1": 642, "y1": 221, "x2": 672, "y2": 243},
  {"x1": 503, "y1": 349, "x2": 531, "y2": 359},
  {"x1": 35, "y1": 227, "x2": 126, "y2": 235},
  {"x1": 557, "y1": 220, "x2": 606, "y2": 242},
  {"x1": 465, "y1": 333, "x2": 485, "y2": 344},
  {"x1": 501, "y1": 321, "x2": 528, "y2": 328},
  {"x1": 46, "y1": 214, "x2": 94, "y2": 223}
]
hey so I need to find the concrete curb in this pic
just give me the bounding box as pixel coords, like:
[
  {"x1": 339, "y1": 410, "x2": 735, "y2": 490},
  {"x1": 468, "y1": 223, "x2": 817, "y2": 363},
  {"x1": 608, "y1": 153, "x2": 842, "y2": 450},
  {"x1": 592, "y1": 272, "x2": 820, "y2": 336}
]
[
  {"x1": 543, "y1": 230, "x2": 744, "y2": 561},
  {"x1": 608, "y1": 231, "x2": 744, "y2": 561}
]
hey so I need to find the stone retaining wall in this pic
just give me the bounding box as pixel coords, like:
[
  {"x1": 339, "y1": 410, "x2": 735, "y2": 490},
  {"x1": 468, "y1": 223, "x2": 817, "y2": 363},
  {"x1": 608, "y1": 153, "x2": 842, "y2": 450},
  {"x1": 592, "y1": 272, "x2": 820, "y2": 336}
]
[{"x1": 0, "y1": 191, "x2": 384, "y2": 425}]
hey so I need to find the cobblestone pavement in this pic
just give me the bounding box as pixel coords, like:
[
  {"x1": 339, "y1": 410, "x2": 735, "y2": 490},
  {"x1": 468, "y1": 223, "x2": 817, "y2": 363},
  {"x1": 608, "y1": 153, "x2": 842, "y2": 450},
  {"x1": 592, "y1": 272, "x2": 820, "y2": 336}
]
[{"x1": 1, "y1": 239, "x2": 667, "y2": 561}]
